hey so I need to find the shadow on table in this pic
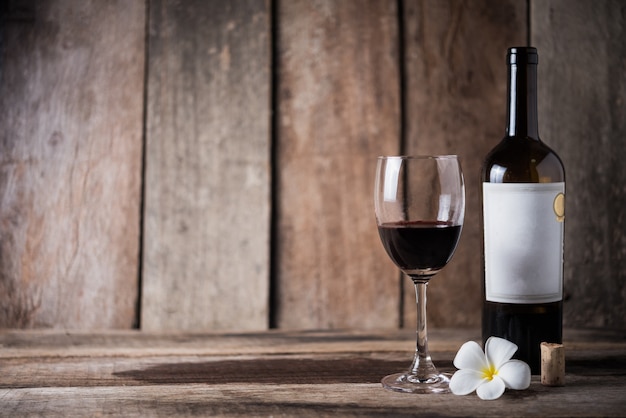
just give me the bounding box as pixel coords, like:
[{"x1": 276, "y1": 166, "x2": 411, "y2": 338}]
[{"x1": 114, "y1": 357, "x2": 455, "y2": 385}]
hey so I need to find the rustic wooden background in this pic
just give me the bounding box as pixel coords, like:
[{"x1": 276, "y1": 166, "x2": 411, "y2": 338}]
[{"x1": 1, "y1": 0, "x2": 624, "y2": 331}]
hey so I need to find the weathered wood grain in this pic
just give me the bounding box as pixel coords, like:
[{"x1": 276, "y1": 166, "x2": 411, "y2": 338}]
[
  {"x1": 274, "y1": 0, "x2": 401, "y2": 329},
  {"x1": 0, "y1": 328, "x2": 476, "y2": 359},
  {"x1": 532, "y1": 0, "x2": 626, "y2": 330},
  {"x1": 141, "y1": 0, "x2": 271, "y2": 330},
  {"x1": 0, "y1": 329, "x2": 624, "y2": 417},
  {"x1": 2, "y1": 379, "x2": 625, "y2": 418},
  {"x1": 1, "y1": 327, "x2": 618, "y2": 358},
  {"x1": 0, "y1": 0, "x2": 145, "y2": 328},
  {"x1": 401, "y1": 0, "x2": 527, "y2": 328}
]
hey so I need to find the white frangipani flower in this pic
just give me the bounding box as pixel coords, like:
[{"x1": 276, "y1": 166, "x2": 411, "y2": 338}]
[{"x1": 450, "y1": 336, "x2": 531, "y2": 400}]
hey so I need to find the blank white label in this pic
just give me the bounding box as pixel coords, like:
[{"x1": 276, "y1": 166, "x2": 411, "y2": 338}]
[{"x1": 483, "y1": 182, "x2": 564, "y2": 304}]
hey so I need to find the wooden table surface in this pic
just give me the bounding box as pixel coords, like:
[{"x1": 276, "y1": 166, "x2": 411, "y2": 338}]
[{"x1": 0, "y1": 328, "x2": 624, "y2": 417}]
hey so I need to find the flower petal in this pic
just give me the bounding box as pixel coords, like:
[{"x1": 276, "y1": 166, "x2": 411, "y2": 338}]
[
  {"x1": 453, "y1": 340, "x2": 488, "y2": 371},
  {"x1": 498, "y1": 360, "x2": 531, "y2": 390},
  {"x1": 476, "y1": 376, "x2": 506, "y2": 400},
  {"x1": 450, "y1": 369, "x2": 487, "y2": 396},
  {"x1": 485, "y1": 336, "x2": 518, "y2": 368}
]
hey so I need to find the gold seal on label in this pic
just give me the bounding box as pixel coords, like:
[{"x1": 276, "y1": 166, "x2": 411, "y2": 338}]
[{"x1": 553, "y1": 193, "x2": 565, "y2": 222}]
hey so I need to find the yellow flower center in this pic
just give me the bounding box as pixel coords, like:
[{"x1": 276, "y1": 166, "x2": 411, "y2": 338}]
[{"x1": 482, "y1": 364, "x2": 498, "y2": 381}]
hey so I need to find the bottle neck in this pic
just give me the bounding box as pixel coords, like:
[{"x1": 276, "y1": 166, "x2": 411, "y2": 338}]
[{"x1": 506, "y1": 61, "x2": 539, "y2": 139}]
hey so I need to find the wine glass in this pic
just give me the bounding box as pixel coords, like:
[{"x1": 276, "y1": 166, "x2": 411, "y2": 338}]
[{"x1": 374, "y1": 155, "x2": 465, "y2": 394}]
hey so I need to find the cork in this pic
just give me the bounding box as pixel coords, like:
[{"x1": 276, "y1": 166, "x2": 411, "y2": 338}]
[{"x1": 541, "y1": 342, "x2": 565, "y2": 386}]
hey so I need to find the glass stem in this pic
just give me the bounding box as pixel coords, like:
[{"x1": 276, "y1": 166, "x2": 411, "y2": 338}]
[{"x1": 409, "y1": 279, "x2": 438, "y2": 380}]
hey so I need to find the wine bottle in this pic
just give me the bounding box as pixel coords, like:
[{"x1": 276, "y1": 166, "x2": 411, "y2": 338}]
[{"x1": 481, "y1": 47, "x2": 565, "y2": 374}]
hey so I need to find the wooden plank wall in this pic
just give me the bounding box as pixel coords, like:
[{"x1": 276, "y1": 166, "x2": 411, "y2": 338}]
[
  {"x1": 141, "y1": 0, "x2": 271, "y2": 331},
  {"x1": 0, "y1": 0, "x2": 145, "y2": 328},
  {"x1": 273, "y1": 0, "x2": 400, "y2": 329},
  {"x1": 0, "y1": 0, "x2": 624, "y2": 331}
]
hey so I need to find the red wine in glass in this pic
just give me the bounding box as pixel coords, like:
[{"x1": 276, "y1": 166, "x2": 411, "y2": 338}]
[{"x1": 377, "y1": 221, "x2": 462, "y2": 278}]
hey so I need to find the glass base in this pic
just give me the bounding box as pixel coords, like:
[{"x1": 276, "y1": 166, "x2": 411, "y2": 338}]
[{"x1": 381, "y1": 372, "x2": 452, "y2": 394}]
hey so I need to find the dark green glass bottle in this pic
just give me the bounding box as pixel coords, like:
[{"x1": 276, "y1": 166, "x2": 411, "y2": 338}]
[{"x1": 481, "y1": 47, "x2": 565, "y2": 374}]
